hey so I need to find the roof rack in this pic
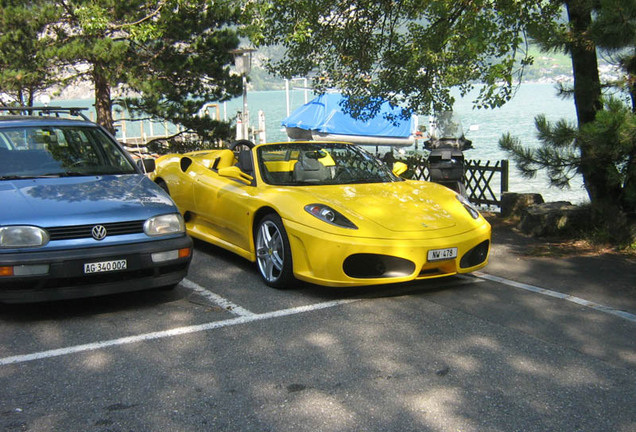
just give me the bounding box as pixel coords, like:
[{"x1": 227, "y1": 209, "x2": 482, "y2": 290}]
[{"x1": 0, "y1": 106, "x2": 90, "y2": 121}]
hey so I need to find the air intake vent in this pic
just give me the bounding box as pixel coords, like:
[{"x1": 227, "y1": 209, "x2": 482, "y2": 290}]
[{"x1": 460, "y1": 240, "x2": 490, "y2": 268}]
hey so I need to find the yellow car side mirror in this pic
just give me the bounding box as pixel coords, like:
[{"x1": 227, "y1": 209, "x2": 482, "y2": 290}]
[
  {"x1": 218, "y1": 166, "x2": 254, "y2": 185},
  {"x1": 392, "y1": 161, "x2": 408, "y2": 176}
]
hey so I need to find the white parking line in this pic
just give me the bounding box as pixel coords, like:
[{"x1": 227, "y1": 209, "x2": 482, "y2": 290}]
[
  {"x1": 4, "y1": 272, "x2": 632, "y2": 367},
  {"x1": 474, "y1": 271, "x2": 636, "y2": 323},
  {"x1": 180, "y1": 278, "x2": 256, "y2": 317},
  {"x1": 0, "y1": 294, "x2": 358, "y2": 367}
]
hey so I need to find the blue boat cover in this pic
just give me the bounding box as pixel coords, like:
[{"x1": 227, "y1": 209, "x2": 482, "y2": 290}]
[{"x1": 282, "y1": 93, "x2": 414, "y2": 138}]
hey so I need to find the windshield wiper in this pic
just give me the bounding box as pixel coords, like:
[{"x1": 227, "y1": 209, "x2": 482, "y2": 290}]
[
  {"x1": 0, "y1": 175, "x2": 39, "y2": 180},
  {"x1": 0, "y1": 172, "x2": 87, "y2": 180},
  {"x1": 42, "y1": 171, "x2": 87, "y2": 177}
]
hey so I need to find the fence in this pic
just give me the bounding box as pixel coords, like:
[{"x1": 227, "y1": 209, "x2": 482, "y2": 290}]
[{"x1": 400, "y1": 157, "x2": 509, "y2": 208}]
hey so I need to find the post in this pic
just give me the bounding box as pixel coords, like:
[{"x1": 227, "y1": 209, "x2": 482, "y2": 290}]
[
  {"x1": 242, "y1": 74, "x2": 248, "y2": 139},
  {"x1": 285, "y1": 79, "x2": 290, "y2": 117},
  {"x1": 258, "y1": 110, "x2": 266, "y2": 144},
  {"x1": 501, "y1": 160, "x2": 509, "y2": 194},
  {"x1": 230, "y1": 48, "x2": 256, "y2": 141},
  {"x1": 120, "y1": 112, "x2": 127, "y2": 143}
]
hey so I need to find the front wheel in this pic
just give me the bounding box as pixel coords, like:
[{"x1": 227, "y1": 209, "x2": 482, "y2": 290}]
[{"x1": 255, "y1": 214, "x2": 294, "y2": 289}]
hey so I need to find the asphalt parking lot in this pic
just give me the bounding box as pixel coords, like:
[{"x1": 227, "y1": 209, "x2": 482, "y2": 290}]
[{"x1": 1, "y1": 235, "x2": 635, "y2": 432}]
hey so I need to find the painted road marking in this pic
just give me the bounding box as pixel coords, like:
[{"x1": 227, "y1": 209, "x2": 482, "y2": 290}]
[
  {"x1": 0, "y1": 294, "x2": 358, "y2": 366},
  {"x1": 474, "y1": 271, "x2": 636, "y2": 323},
  {"x1": 180, "y1": 278, "x2": 256, "y2": 317},
  {"x1": 3, "y1": 273, "x2": 633, "y2": 367}
]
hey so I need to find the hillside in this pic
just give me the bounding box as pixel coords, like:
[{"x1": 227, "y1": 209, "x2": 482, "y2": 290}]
[{"x1": 248, "y1": 46, "x2": 623, "y2": 91}]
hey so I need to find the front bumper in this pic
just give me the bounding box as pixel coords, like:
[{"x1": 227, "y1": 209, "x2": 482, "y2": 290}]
[
  {"x1": 284, "y1": 220, "x2": 491, "y2": 287},
  {"x1": 0, "y1": 236, "x2": 192, "y2": 303}
]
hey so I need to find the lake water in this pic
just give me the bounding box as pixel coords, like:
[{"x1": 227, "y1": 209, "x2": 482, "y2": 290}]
[
  {"x1": 219, "y1": 84, "x2": 588, "y2": 204},
  {"x1": 52, "y1": 83, "x2": 589, "y2": 204}
]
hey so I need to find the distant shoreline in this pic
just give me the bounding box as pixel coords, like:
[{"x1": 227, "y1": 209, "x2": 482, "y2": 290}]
[{"x1": 36, "y1": 79, "x2": 582, "y2": 104}]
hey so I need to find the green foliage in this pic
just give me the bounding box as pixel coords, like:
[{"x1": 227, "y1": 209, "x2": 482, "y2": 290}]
[
  {"x1": 146, "y1": 135, "x2": 226, "y2": 155},
  {"x1": 498, "y1": 0, "x2": 636, "y2": 244},
  {"x1": 579, "y1": 98, "x2": 636, "y2": 211},
  {"x1": 0, "y1": 0, "x2": 58, "y2": 104},
  {"x1": 121, "y1": 0, "x2": 243, "y2": 141},
  {"x1": 499, "y1": 116, "x2": 581, "y2": 189},
  {"x1": 0, "y1": 0, "x2": 243, "y2": 141},
  {"x1": 244, "y1": 0, "x2": 562, "y2": 116},
  {"x1": 500, "y1": 96, "x2": 636, "y2": 239}
]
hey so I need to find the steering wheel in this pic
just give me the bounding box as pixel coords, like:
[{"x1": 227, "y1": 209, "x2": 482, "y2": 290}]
[{"x1": 228, "y1": 139, "x2": 255, "y2": 154}]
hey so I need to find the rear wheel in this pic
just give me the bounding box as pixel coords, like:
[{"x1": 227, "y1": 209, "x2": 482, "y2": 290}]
[{"x1": 255, "y1": 214, "x2": 294, "y2": 288}]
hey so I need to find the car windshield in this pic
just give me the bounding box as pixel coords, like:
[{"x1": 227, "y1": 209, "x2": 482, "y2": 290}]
[
  {"x1": 0, "y1": 125, "x2": 137, "y2": 179},
  {"x1": 257, "y1": 142, "x2": 402, "y2": 186}
]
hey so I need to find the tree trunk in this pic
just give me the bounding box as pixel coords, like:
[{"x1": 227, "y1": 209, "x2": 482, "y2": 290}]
[
  {"x1": 93, "y1": 63, "x2": 115, "y2": 135},
  {"x1": 565, "y1": 0, "x2": 629, "y2": 239},
  {"x1": 566, "y1": 1, "x2": 602, "y2": 126}
]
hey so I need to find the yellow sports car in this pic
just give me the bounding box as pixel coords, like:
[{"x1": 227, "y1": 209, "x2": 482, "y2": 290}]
[{"x1": 150, "y1": 140, "x2": 490, "y2": 288}]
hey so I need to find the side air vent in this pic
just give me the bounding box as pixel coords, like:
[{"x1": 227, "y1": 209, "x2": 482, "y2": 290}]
[{"x1": 460, "y1": 240, "x2": 490, "y2": 268}]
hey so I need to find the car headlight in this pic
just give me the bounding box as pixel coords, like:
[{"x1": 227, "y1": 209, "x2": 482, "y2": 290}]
[
  {"x1": 0, "y1": 226, "x2": 49, "y2": 248},
  {"x1": 456, "y1": 194, "x2": 480, "y2": 219},
  {"x1": 305, "y1": 204, "x2": 358, "y2": 229},
  {"x1": 144, "y1": 213, "x2": 186, "y2": 236}
]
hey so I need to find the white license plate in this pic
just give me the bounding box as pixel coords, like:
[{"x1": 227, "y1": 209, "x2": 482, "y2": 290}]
[
  {"x1": 84, "y1": 259, "x2": 127, "y2": 274},
  {"x1": 427, "y1": 247, "x2": 458, "y2": 262}
]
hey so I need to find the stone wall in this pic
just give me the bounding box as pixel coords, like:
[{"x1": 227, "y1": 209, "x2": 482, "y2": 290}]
[{"x1": 500, "y1": 192, "x2": 590, "y2": 237}]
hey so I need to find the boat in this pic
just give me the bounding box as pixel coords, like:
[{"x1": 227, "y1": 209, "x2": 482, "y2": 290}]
[{"x1": 281, "y1": 92, "x2": 420, "y2": 147}]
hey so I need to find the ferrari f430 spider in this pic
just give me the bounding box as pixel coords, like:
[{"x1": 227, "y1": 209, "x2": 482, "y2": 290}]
[{"x1": 151, "y1": 140, "x2": 490, "y2": 288}]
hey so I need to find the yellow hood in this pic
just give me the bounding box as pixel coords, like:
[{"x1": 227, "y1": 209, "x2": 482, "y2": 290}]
[{"x1": 294, "y1": 180, "x2": 459, "y2": 232}]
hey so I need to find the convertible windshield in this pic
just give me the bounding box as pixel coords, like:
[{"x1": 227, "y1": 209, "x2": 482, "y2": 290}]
[
  {"x1": 0, "y1": 126, "x2": 137, "y2": 178},
  {"x1": 257, "y1": 142, "x2": 401, "y2": 186}
]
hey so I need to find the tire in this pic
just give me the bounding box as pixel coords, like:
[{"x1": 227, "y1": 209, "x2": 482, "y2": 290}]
[{"x1": 255, "y1": 213, "x2": 295, "y2": 288}]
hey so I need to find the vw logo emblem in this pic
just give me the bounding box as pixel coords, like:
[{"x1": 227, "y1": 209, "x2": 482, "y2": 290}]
[{"x1": 91, "y1": 225, "x2": 107, "y2": 240}]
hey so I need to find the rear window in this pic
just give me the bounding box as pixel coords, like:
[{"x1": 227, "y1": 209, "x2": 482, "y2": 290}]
[{"x1": 0, "y1": 126, "x2": 136, "y2": 178}]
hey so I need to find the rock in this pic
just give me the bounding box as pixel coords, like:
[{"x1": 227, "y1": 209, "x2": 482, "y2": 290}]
[
  {"x1": 518, "y1": 201, "x2": 590, "y2": 237},
  {"x1": 500, "y1": 192, "x2": 544, "y2": 218}
]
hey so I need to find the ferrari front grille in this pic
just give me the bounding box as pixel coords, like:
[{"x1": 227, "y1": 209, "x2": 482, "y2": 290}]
[{"x1": 343, "y1": 254, "x2": 415, "y2": 279}]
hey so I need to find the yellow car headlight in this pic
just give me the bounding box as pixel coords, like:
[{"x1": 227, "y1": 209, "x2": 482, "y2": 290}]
[
  {"x1": 305, "y1": 204, "x2": 357, "y2": 229},
  {"x1": 144, "y1": 213, "x2": 186, "y2": 236},
  {"x1": 456, "y1": 194, "x2": 480, "y2": 219}
]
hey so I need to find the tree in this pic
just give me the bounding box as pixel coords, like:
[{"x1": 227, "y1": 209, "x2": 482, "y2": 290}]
[
  {"x1": 44, "y1": 0, "x2": 242, "y2": 137},
  {"x1": 500, "y1": 0, "x2": 636, "y2": 241},
  {"x1": 244, "y1": 0, "x2": 562, "y2": 117},
  {"x1": 246, "y1": 0, "x2": 635, "y2": 242},
  {"x1": 0, "y1": 0, "x2": 58, "y2": 105},
  {"x1": 120, "y1": 0, "x2": 243, "y2": 142}
]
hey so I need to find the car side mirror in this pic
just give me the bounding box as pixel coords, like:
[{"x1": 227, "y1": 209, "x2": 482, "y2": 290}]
[
  {"x1": 137, "y1": 158, "x2": 156, "y2": 173},
  {"x1": 218, "y1": 166, "x2": 254, "y2": 185},
  {"x1": 392, "y1": 161, "x2": 408, "y2": 176}
]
